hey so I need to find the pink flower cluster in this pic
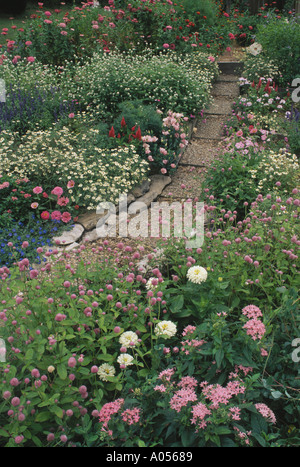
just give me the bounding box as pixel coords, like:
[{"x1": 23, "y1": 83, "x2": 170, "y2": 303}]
[
  {"x1": 242, "y1": 305, "x2": 266, "y2": 341},
  {"x1": 169, "y1": 387, "x2": 198, "y2": 413},
  {"x1": 120, "y1": 407, "x2": 141, "y2": 425},
  {"x1": 30, "y1": 184, "x2": 74, "y2": 223},
  {"x1": 200, "y1": 379, "x2": 246, "y2": 409},
  {"x1": 255, "y1": 403, "x2": 276, "y2": 424},
  {"x1": 99, "y1": 398, "x2": 124, "y2": 430}
]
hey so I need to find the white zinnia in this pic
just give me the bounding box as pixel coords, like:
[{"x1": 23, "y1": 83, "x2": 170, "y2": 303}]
[
  {"x1": 155, "y1": 320, "x2": 177, "y2": 338},
  {"x1": 97, "y1": 363, "x2": 116, "y2": 381},
  {"x1": 186, "y1": 266, "x2": 208, "y2": 284},
  {"x1": 119, "y1": 331, "x2": 139, "y2": 348},
  {"x1": 117, "y1": 353, "x2": 134, "y2": 367}
]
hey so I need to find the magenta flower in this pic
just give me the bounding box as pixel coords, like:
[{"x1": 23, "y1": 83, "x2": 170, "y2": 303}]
[
  {"x1": 68, "y1": 357, "x2": 77, "y2": 368},
  {"x1": 61, "y1": 212, "x2": 71, "y2": 223},
  {"x1": 33, "y1": 186, "x2": 43, "y2": 194},
  {"x1": 51, "y1": 211, "x2": 62, "y2": 221},
  {"x1": 51, "y1": 186, "x2": 63, "y2": 197},
  {"x1": 41, "y1": 211, "x2": 50, "y2": 220}
]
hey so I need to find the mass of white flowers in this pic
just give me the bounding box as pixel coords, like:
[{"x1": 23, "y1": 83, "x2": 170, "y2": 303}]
[
  {"x1": 119, "y1": 331, "x2": 139, "y2": 348},
  {"x1": 154, "y1": 320, "x2": 177, "y2": 338},
  {"x1": 186, "y1": 265, "x2": 208, "y2": 284}
]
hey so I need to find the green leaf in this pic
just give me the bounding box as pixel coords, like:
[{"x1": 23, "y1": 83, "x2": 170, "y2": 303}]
[
  {"x1": 57, "y1": 363, "x2": 67, "y2": 380},
  {"x1": 50, "y1": 406, "x2": 64, "y2": 419},
  {"x1": 215, "y1": 349, "x2": 224, "y2": 368},
  {"x1": 35, "y1": 411, "x2": 51, "y2": 422}
]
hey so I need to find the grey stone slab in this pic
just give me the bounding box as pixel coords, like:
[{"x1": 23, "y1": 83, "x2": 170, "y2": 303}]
[
  {"x1": 180, "y1": 140, "x2": 222, "y2": 167},
  {"x1": 211, "y1": 81, "x2": 240, "y2": 98},
  {"x1": 204, "y1": 96, "x2": 234, "y2": 116},
  {"x1": 194, "y1": 115, "x2": 225, "y2": 140},
  {"x1": 53, "y1": 224, "x2": 84, "y2": 246}
]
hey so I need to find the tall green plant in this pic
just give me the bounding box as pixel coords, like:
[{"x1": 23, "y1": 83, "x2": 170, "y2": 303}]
[{"x1": 256, "y1": 18, "x2": 300, "y2": 86}]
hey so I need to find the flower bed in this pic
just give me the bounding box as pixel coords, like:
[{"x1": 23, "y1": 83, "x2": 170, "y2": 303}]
[{"x1": 0, "y1": 0, "x2": 299, "y2": 448}]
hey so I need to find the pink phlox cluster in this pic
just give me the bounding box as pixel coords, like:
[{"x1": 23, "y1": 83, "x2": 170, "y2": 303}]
[
  {"x1": 233, "y1": 426, "x2": 252, "y2": 445},
  {"x1": 169, "y1": 387, "x2": 198, "y2": 413},
  {"x1": 242, "y1": 304, "x2": 266, "y2": 341},
  {"x1": 121, "y1": 407, "x2": 141, "y2": 425},
  {"x1": 200, "y1": 379, "x2": 245, "y2": 409},
  {"x1": 99, "y1": 398, "x2": 124, "y2": 430},
  {"x1": 182, "y1": 325, "x2": 196, "y2": 336},
  {"x1": 158, "y1": 367, "x2": 175, "y2": 382},
  {"x1": 229, "y1": 364, "x2": 253, "y2": 379},
  {"x1": 177, "y1": 376, "x2": 198, "y2": 389},
  {"x1": 154, "y1": 384, "x2": 167, "y2": 393},
  {"x1": 242, "y1": 304, "x2": 263, "y2": 319},
  {"x1": 243, "y1": 318, "x2": 266, "y2": 341},
  {"x1": 255, "y1": 403, "x2": 276, "y2": 424},
  {"x1": 190, "y1": 402, "x2": 212, "y2": 431},
  {"x1": 228, "y1": 406, "x2": 241, "y2": 421}
]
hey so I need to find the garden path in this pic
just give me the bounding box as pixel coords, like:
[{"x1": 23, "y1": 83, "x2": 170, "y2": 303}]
[{"x1": 45, "y1": 50, "x2": 244, "y2": 271}]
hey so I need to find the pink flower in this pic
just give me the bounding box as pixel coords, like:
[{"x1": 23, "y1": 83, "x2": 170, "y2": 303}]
[
  {"x1": 68, "y1": 357, "x2": 77, "y2": 368},
  {"x1": 51, "y1": 211, "x2": 62, "y2": 221},
  {"x1": 163, "y1": 43, "x2": 170, "y2": 49},
  {"x1": 27, "y1": 56, "x2": 35, "y2": 62},
  {"x1": 121, "y1": 407, "x2": 140, "y2": 425},
  {"x1": 243, "y1": 318, "x2": 266, "y2": 341},
  {"x1": 57, "y1": 196, "x2": 69, "y2": 206},
  {"x1": 67, "y1": 180, "x2": 75, "y2": 188},
  {"x1": 255, "y1": 403, "x2": 276, "y2": 423},
  {"x1": 33, "y1": 186, "x2": 43, "y2": 194},
  {"x1": 51, "y1": 186, "x2": 63, "y2": 197},
  {"x1": 68, "y1": 113, "x2": 75, "y2": 118},
  {"x1": 61, "y1": 212, "x2": 71, "y2": 223},
  {"x1": 31, "y1": 202, "x2": 38, "y2": 209},
  {"x1": 41, "y1": 211, "x2": 50, "y2": 220},
  {"x1": 191, "y1": 403, "x2": 211, "y2": 430}
]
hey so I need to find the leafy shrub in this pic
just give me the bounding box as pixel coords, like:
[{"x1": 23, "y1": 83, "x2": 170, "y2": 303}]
[
  {"x1": 243, "y1": 52, "x2": 282, "y2": 83},
  {"x1": 256, "y1": 18, "x2": 300, "y2": 86}
]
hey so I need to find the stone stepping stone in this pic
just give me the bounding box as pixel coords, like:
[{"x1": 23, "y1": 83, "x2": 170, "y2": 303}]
[
  {"x1": 193, "y1": 115, "x2": 225, "y2": 140},
  {"x1": 217, "y1": 74, "x2": 240, "y2": 83},
  {"x1": 212, "y1": 81, "x2": 240, "y2": 98},
  {"x1": 53, "y1": 223, "x2": 85, "y2": 246},
  {"x1": 179, "y1": 140, "x2": 221, "y2": 167},
  {"x1": 204, "y1": 96, "x2": 234, "y2": 116},
  {"x1": 159, "y1": 166, "x2": 206, "y2": 201}
]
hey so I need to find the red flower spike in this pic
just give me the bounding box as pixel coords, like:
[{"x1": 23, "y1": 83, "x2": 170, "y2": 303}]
[
  {"x1": 121, "y1": 117, "x2": 126, "y2": 128},
  {"x1": 135, "y1": 126, "x2": 142, "y2": 141},
  {"x1": 109, "y1": 126, "x2": 115, "y2": 138}
]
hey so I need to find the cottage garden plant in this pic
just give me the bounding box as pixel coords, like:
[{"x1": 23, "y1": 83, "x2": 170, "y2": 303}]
[{"x1": 0, "y1": 0, "x2": 299, "y2": 448}]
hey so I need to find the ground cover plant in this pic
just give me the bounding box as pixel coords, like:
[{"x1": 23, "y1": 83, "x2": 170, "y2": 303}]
[{"x1": 0, "y1": 0, "x2": 299, "y2": 448}]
